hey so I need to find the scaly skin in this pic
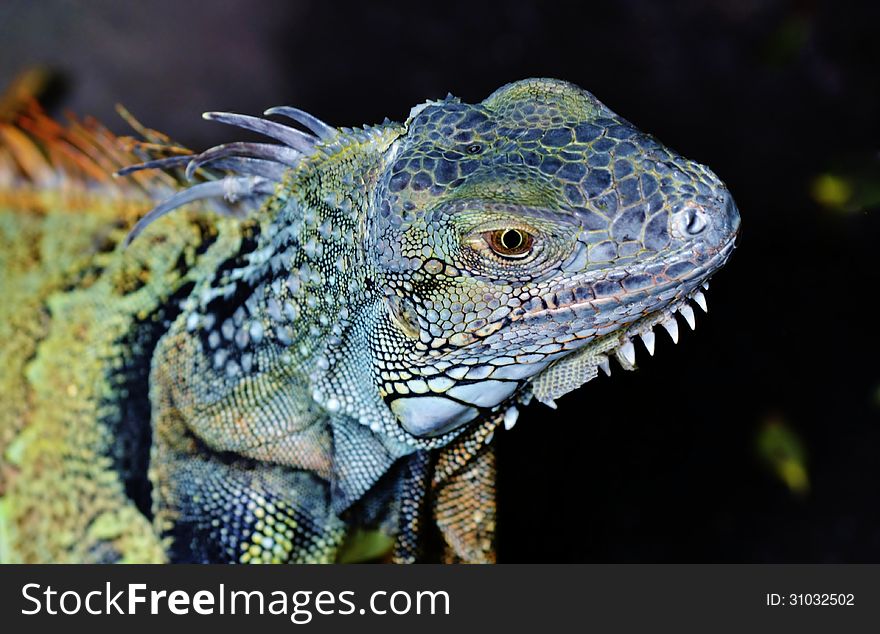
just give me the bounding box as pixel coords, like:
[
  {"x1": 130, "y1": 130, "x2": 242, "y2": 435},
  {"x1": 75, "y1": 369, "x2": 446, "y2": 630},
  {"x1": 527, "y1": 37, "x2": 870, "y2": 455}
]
[{"x1": 0, "y1": 78, "x2": 739, "y2": 563}]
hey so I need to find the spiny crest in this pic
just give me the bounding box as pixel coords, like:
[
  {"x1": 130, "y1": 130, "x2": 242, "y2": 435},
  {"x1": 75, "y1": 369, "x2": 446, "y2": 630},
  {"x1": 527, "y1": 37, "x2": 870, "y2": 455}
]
[
  {"x1": 0, "y1": 92, "x2": 341, "y2": 246},
  {"x1": 119, "y1": 106, "x2": 339, "y2": 245},
  {"x1": 0, "y1": 101, "x2": 179, "y2": 195}
]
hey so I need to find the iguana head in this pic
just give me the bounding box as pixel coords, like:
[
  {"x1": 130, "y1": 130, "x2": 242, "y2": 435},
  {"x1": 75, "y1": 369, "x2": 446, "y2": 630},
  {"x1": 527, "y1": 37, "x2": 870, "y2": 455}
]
[{"x1": 368, "y1": 78, "x2": 740, "y2": 437}]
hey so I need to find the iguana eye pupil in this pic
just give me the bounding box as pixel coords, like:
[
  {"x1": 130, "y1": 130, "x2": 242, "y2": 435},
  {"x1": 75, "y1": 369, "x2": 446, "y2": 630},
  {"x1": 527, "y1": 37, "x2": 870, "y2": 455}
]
[
  {"x1": 488, "y1": 228, "x2": 533, "y2": 258},
  {"x1": 466, "y1": 143, "x2": 483, "y2": 154},
  {"x1": 500, "y1": 229, "x2": 522, "y2": 249}
]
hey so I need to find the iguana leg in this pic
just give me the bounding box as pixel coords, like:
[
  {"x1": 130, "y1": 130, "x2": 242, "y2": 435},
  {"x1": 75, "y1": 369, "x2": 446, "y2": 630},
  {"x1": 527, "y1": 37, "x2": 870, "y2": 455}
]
[
  {"x1": 431, "y1": 415, "x2": 500, "y2": 564},
  {"x1": 150, "y1": 404, "x2": 346, "y2": 563},
  {"x1": 149, "y1": 329, "x2": 347, "y2": 563},
  {"x1": 433, "y1": 445, "x2": 497, "y2": 563},
  {"x1": 392, "y1": 450, "x2": 433, "y2": 563}
]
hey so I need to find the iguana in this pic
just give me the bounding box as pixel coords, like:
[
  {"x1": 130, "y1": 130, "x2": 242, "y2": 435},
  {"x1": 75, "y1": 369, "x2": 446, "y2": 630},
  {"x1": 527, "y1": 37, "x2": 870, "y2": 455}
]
[{"x1": 0, "y1": 78, "x2": 739, "y2": 563}]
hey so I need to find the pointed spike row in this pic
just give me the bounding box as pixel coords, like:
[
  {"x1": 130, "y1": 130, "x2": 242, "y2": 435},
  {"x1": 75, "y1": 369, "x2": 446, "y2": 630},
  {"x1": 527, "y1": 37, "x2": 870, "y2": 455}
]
[
  {"x1": 263, "y1": 106, "x2": 336, "y2": 141},
  {"x1": 679, "y1": 304, "x2": 696, "y2": 330},
  {"x1": 124, "y1": 176, "x2": 274, "y2": 246},
  {"x1": 598, "y1": 355, "x2": 611, "y2": 376},
  {"x1": 618, "y1": 339, "x2": 636, "y2": 366},
  {"x1": 184, "y1": 142, "x2": 301, "y2": 181},
  {"x1": 203, "y1": 111, "x2": 316, "y2": 153},
  {"x1": 661, "y1": 315, "x2": 679, "y2": 343},
  {"x1": 693, "y1": 290, "x2": 708, "y2": 313},
  {"x1": 641, "y1": 330, "x2": 656, "y2": 356},
  {"x1": 702, "y1": 281, "x2": 710, "y2": 290}
]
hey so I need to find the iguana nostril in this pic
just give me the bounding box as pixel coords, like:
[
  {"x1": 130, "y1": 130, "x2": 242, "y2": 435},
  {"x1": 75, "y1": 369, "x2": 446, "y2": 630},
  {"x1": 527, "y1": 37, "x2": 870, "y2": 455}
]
[
  {"x1": 672, "y1": 205, "x2": 708, "y2": 237},
  {"x1": 685, "y1": 209, "x2": 707, "y2": 234}
]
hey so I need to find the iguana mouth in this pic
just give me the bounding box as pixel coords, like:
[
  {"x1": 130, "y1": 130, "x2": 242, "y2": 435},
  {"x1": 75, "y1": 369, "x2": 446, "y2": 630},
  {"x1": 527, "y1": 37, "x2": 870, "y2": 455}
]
[
  {"x1": 613, "y1": 235, "x2": 738, "y2": 358},
  {"x1": 517, "y1": 234, "x2": 736, "y2": 323},
  {"x1": 528, "y1": 237, "x2": 738, "y2": 406},
  {"x1": 514, "y1": 191, "x2": 741, "y2": 331}
]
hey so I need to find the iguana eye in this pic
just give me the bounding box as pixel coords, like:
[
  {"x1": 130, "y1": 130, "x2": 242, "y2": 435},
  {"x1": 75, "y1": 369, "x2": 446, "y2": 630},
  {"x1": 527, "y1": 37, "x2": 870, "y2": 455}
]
[{"x1": 485, "y1": 228, "x2": 534, "y2": 259}]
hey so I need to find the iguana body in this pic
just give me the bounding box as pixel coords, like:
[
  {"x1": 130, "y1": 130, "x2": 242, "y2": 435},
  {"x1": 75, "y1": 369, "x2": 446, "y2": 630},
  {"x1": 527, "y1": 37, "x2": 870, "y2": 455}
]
[{"x1": 0, "y1": 79, "x2": 739, "y2": 563}]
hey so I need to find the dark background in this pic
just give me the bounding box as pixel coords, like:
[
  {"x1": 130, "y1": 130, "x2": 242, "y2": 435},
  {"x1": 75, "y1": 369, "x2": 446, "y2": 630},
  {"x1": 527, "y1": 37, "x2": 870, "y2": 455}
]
[{"x1": 2, "y1": 0, "x2": 878, "y2": 562}]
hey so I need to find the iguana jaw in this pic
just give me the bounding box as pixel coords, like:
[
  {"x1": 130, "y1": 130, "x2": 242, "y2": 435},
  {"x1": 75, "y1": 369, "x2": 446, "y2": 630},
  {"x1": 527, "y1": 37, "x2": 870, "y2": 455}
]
[{"x1": 528, "y1": 236, "x2": 738, "y2": 407}]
